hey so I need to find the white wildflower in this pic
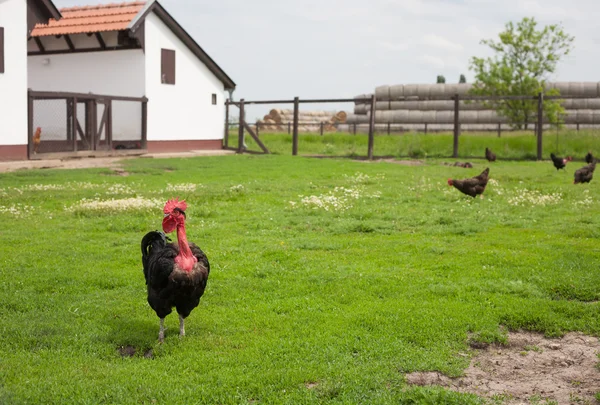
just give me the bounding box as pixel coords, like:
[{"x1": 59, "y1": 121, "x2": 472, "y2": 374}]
[
  {"x1": 71, "y1": 197, "x2": 163, "y2": 212},
  {"x1": 165, "y1": 183, "x2": 201, "y2": 193},
  {"x1": 507, "y1": 188, "x2": 562, "y2": 207}
]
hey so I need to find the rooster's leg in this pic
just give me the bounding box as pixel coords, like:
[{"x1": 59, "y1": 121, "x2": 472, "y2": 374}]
[
  {"x1": 179, "y1": 314, "x2": 185, "y2": 337},
  {"x1": 158, "y1": 318, "x2": 165, "y2": 343}
]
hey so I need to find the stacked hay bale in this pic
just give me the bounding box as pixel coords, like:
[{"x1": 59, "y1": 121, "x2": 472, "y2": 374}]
[
  {"x1": 343, "y1": 82, "x2": 600, "y2": 132},
  {"x1": 257, "y1": 109, "x2": 347, "y2": 133}
]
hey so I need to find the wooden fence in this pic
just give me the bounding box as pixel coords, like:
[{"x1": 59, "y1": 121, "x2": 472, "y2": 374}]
[{"x1": 225, "y1": 93, "x2": 600, "y2": 161}]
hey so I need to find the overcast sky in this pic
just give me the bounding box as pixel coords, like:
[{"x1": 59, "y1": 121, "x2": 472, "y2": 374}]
[{"x1": 53, "y1": 0, "x2": 600, "y2": 119}]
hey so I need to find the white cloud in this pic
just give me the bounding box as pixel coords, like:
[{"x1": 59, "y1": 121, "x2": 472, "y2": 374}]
[
  {"x1": 519, "y1": 1, "x2": 585, "y2": 20},
  {"x1": 418, "y1": 54, "x2": 446, "y2": 69},
  {"x1": 377, "y1": 41, "x2": 411, "y2": 52},
  {"x1": 422, "y1": 34, "x2": 464, "y2": 52}
]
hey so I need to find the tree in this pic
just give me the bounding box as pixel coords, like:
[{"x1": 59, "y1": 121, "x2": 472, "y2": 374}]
[
  {"x1": 436, "y1": 75, "x2": 446, "y2": 84},
  {"x1": 469, "y1": 17, "x2": 574, "y2": 129},
  {"x1": 459, "y1": 74, "x2": 466, "y2": 83}
]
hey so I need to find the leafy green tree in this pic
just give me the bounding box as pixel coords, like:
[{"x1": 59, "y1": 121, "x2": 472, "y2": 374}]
[
  {"x1": 436, "y1": 75, "x2": 446, "y2": 84},
  {"x1": 469, "y1": 17, "x2": 574, "y2": 129},
  {"x1": 459, "y1": 74, "x2": 466, "y2": 83}
]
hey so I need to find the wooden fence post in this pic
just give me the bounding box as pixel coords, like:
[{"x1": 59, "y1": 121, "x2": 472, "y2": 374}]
[
  {"x1": 288, "y1": 122, "x2": 291, "y2": 134},
  {"x1": 368, "y1": 94, "x2": 376, "y2": 160},
  {"x1": 141, "y1": 99, "x2": 148, "y2": 150},
  {"x1": 320, "y1": 121, "x2": 324, "y2": 136},
  {"x1": 292, "y1": 97, "x2": 299, "y2": 156},
  {"x1": 497, "y1": 123, "x2": 501, "y2": 138},
  {"x1": 453, "y1": 94, "x2": 460, "y2": 158},
  {"x1": 27, "y1": 91, "x2": 33, "y2": 159},
  {"x1": 72, "y1": 98, "x2": 78, "y2": 152},
  {"x1": 224, "y1": 99, "x2": 230, "y2": 148},
  {"x1": 536, "y1": 92, "x2": 543, "y2": 160},
  {"x1": 387, "y1": 122, "x2": 391, "y2": 135},
  {"x1": 256, "y1": 122, "x2": 260, "y2": 138},
  {"x1": 424, "y1": 123, "x2": 428, "y2": 134},
  {"x1": 238, "y1": 98, "x2": 245, "y2": 153}
]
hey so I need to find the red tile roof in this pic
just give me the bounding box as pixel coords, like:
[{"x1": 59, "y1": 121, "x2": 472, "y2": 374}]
[{"x1": 31, "y1": 1, "x2": 146, "y2": 37}]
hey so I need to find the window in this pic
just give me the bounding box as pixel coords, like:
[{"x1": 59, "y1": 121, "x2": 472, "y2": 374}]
[
  {"x1": 212, "y1": 93, "x2": 217, "y2": 105},
  {"x1": 0, "y1": 27, "x2": 4, "y2": 74},
  {"x1": 161, "y1": 49, "x2": 175, "y2": 85}
]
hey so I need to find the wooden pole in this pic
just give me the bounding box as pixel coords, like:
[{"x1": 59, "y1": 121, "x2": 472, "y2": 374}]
[
  {"x1": 107, "y1": 100, "x2": 113, "y2": 149},
  {"x1": 387, "y1": 122, "x2": 391, "y2": 135},
  {"x1": 577, "y1": 123, "x2": 580, "y2": 132},
  {"x1": 292, "y1": 97, "x2": 299, "y2": 156},
  {"x1": 238, "y1": 98, "x2": 245, "y2": 153},
  {"x1": 368, "y1": 94, "x2": 376, "y2": 160},
  {"x1": 141, "y1": 99, "x2": 148, "y2": 150},
  {"x1": 72, "y1": 98, "x2": 78, "y2": 151},
  {"x1": 497, "y1": 123, "x2": 501, "y2": 138},
  {"x1": 453, "y1": 93, "x2": 460, "y2": 158},
  {"x1": 27, "y1": 91, "x2": 33, "y2": 158},
  {"x1": 424, "y1": 123, "x2": 428, "y2": 134},
  {"x1": 288, "y1": 122, "x2": 291, "y2": 134},
  {"x1": 256, "y1": 122, "x2": 260, "y2": 138},
  {"x1": 536, "y1": 92, "x2": 543, "y2": 160},
  {"x1": 224, "y1": 99, "x2": 230, "y2": 148},
  {"x1": 320, "y1": 121, "x2": 324, "y2": 136}
]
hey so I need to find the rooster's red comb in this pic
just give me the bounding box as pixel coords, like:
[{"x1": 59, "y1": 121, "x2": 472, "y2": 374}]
[{"x1": 164, "y1": 198, "x2": 187, "y2": 214}]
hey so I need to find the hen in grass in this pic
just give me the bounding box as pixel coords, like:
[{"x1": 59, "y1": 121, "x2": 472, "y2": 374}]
[
  {"x1": 585, "y1": 151, "x2": 594, "y2": 164},
  {"x1": 550, "y1": 153, "x2": 572, "y2": 171},
  {"x1": 448, "y1": 168, "x2": 490, "y2": 198},
  {"x1": 141, "y1": 198, "x2": 210, "y2": 342},
  {"x1": 574, "y1": 160, "x2": 596, "y2": 184},
  {"x1": 485, "y1": 147, "x2": 496, "y2": 162}
]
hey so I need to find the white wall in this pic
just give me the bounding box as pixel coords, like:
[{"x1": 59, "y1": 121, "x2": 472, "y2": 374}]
[
  {"x1": 0, "y1": 0, "x2": 28, "y2": 145},
  {"x1": 28, "y1": 48, "x2": 146, "y2": 140},
  {"x1": 144, "y1": 13, "x2": 226, "y2": 142}
]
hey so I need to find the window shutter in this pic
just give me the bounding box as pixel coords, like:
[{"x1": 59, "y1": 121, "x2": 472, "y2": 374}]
[
  {"x1": 0, "y1": 27, "x2": 4, "y2": 74},
  {"x1": 161, "y1": 49, "x2": 175, "y2": 85},
  {"x1": 212, "y1": 93, "x2": 217, "y2": 105}
]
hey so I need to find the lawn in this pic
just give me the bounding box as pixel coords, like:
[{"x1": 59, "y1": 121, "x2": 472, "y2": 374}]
[
  {"x1": 228, "y1": 129, "x2": 600, "y2": 161},
  {"x1": 0, "y1": 154, "x2": 599, "y2": 404}
]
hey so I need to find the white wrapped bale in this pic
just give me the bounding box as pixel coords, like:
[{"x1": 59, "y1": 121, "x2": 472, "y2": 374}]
[
  {"x1": 375, "y1": 86, "x2": 391, "y2": 101},
  {"x1": 421, "y1": 111, "x2": 437, "y2": 123},
  {"x1": 389, "y1": 85, "x2": 404, "y2": 100},
  {"x1": 403, "y1": 84, "x2": 419, "y2": 98}
]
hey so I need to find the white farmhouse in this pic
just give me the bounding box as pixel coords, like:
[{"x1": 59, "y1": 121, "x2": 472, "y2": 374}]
[{"x1": 0, "y1": 0, "x2": 235, "y2": 160}]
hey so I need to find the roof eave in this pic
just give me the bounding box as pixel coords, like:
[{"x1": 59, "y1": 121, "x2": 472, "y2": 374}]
[{"x1": 35, "y1": 0, "x2": 62, "y2": 20}]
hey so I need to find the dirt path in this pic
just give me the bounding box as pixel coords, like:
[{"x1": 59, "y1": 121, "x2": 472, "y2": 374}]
[
  {"x1": 0, "y1": 150, "x2": 235, "y2": 173},
  {"x1": 406, "y1": 331, "x2": 600, "y2": 404}
]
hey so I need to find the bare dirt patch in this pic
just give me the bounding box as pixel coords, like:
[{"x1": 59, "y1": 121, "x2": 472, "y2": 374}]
[
  {"x1": 117, "y1": 345, "x2": 153, "y2": 359},
  {"x1": 406, "y1": 331, "x2": 600, "y2": 404}
]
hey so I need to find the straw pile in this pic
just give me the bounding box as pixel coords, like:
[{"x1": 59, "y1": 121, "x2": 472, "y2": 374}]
[{"x1": 257, "y1": 109, "x2": 347, "y2": 132}]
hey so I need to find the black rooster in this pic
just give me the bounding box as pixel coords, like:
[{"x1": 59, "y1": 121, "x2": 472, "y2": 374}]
[
  {"x1": 141, "y1": 198, "x2": 210, "y2": 342},
  {"x1": 586, "y1": 152, "x2": 594, "y2": 164},
  {"x1": 448, "y1": 168, "x2": 490, "y2": 198},
  {"x1": 574, "y1": 160, "x2": 596, "y2": 184},
  {"x1": 550, "y1": 153, "x2": 572, "y2": 171},
  {"x1": 485, "y1": 148, "x2": 496, "y2": 162}
]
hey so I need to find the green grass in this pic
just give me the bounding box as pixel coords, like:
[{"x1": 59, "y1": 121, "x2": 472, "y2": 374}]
[
  {"x1": 1, "y1": 154, "x2": 599, "y2": 404},
  {"x1": 229, "y1": 129, "x2": 600, "y2": 160}
]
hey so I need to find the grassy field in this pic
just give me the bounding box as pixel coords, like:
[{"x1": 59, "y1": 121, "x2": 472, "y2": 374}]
[
  {"x1": 1, "y1": 154, "x2": 599, "y2": 404},
  {"x1": 228, "y1": 129, "x2": 600, "y2": 161}
]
